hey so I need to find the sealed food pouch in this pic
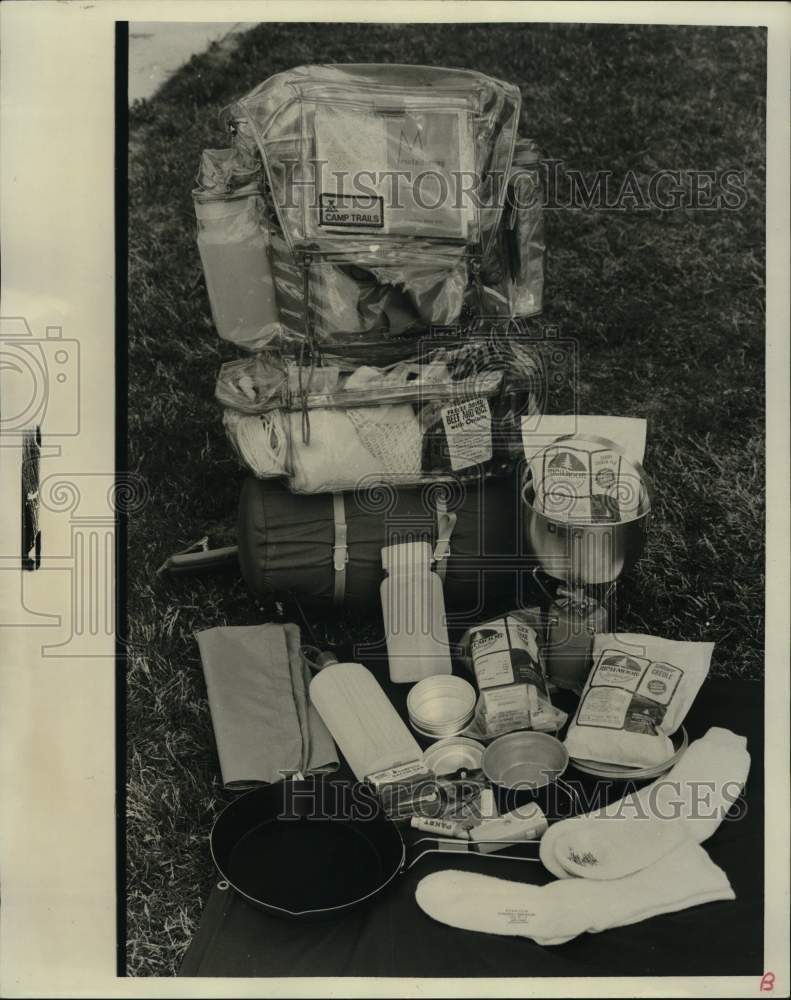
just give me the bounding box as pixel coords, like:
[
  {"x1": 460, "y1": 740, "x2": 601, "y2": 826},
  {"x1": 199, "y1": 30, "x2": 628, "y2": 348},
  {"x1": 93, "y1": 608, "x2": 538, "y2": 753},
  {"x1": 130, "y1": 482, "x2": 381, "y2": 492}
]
[
  {"x1": 564, "y1": 634, "x2": 714, "y2": 768},
  {"x1": 529, "y1": 437, "x2": 643, "y2": 524},
  {"x1": 461, "y1": 611, "x2": 567, "y2": 737}
]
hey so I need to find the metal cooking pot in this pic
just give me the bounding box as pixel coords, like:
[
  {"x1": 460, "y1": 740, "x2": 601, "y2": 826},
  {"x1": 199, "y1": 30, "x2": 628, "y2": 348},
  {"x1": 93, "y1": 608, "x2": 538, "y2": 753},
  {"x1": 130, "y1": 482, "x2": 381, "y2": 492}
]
[
  {"x1": 482, "y1": 731, "x2": 579, "y2": 815},
  {"x1": 522, "y1": 434, "x2": 652, "y2": 585}
]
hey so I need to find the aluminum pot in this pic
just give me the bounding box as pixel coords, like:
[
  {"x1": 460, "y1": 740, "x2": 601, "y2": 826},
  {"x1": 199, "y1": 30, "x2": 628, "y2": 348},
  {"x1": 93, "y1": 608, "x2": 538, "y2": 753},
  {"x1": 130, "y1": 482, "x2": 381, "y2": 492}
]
[
  {"x1": 521, "y1": 434, "x2": 652, "y2": 585},
  {"x1": 482, "y1": 731, "x2": 579, "y2": 817}
]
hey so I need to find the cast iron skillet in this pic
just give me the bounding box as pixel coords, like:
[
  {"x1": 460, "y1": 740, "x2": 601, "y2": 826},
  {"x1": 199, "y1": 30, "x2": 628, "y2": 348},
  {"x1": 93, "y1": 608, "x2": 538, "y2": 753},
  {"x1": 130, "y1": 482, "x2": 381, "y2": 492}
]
[
  {"x1": 211, "y1": 778, "x2": 406, "y2": 920},
  {"x1": 210, "y1": 776, "x2": 540, "y2": 920}
]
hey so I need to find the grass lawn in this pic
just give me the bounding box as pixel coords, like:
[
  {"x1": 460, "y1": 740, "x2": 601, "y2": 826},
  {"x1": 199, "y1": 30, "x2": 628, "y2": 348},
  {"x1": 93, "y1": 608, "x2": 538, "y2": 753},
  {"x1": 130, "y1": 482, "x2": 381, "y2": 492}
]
[{"x1": 127, "y1": 22, "x2": 766, "y2": 976}]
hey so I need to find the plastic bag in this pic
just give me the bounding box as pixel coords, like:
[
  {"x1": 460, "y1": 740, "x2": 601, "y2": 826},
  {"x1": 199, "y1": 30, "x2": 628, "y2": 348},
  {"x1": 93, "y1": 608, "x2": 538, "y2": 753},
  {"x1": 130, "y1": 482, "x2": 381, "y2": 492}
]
[
  {"x1": 564, "y1": 634, "x2": 714, "y2": 768},
  {"x1": 459, "y1": 609, "x2": 568, "y2": 738},
  {"x1": 218, "y1": 340, "x2": 542, "y2": 493},
  {"x1": 222, "y1": 64, "x2": 520, "y2": 257},
  {"x1": 528, "y1": 437, "x2": 644, "y2": 524},
  {"x1": 192, "y1": 65, "x2": 546, "y2": 359}
]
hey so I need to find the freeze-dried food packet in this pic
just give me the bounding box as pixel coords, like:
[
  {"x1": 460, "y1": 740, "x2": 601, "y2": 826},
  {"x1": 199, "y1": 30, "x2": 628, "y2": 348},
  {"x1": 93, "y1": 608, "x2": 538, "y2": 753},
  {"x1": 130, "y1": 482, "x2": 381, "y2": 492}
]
[
  {"x1": 564, "y1": 634, "x2": 713, "y2": 768},
  {"x1": 461, "y1": 610, "x2": 567, "y2": 737}
]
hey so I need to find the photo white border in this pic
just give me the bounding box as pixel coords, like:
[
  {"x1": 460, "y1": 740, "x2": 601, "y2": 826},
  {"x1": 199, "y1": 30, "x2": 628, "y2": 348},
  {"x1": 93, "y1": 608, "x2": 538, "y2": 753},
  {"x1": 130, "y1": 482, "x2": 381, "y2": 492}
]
[{"x1": 0, "y1": 2, "x2": 788, "y2": 996}]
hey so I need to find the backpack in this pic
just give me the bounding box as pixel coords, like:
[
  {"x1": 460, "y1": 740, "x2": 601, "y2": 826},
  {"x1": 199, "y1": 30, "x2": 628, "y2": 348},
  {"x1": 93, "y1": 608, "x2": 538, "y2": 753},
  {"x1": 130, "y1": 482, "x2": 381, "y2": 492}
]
[{"x1": 194, "y1": 63, "x2": 545, "y2": 359}]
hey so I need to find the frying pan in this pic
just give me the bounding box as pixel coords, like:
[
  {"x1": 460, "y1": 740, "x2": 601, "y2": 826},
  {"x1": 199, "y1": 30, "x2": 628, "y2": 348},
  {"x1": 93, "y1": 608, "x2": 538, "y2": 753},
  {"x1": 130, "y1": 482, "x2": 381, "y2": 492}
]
[{"x1": 210, "y1": 777, "x2": 540, "y2": 919}]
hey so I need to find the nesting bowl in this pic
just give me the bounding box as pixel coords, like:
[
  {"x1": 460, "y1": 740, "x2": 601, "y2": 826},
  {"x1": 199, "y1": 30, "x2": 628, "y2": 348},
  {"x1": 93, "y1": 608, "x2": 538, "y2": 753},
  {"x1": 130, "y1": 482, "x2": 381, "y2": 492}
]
[
  {"x1": 482, "y1": 730, "x2": 572, "y2": 814},
  {"x1": 422, "y1": 736, "x2": 485, "y2": 776}
]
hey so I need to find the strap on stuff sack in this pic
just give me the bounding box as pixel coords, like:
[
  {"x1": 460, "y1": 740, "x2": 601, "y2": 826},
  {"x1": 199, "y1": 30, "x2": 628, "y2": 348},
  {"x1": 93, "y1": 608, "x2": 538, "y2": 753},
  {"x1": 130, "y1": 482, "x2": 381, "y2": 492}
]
[
  {"x1": 332, "y1": 493, "x2": 349, "y2": 606},
  {"x1": 432, "y1": 496, "x2": 458, "y2": 584}
]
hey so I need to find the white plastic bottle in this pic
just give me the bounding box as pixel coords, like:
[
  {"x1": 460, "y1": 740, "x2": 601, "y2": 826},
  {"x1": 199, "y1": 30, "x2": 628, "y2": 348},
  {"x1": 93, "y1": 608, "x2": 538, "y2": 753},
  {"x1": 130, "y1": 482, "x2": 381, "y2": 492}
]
[{"x1": 381, "y1": 541, "x2": 452, "y2": 683}]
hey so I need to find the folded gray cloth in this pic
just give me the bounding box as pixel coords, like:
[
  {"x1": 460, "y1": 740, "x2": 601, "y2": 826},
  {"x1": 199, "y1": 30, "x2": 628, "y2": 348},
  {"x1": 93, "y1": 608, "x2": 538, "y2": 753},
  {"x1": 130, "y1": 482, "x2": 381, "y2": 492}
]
[{"x1": 196, "y1": 622, "x2": 338, "y2": 789}]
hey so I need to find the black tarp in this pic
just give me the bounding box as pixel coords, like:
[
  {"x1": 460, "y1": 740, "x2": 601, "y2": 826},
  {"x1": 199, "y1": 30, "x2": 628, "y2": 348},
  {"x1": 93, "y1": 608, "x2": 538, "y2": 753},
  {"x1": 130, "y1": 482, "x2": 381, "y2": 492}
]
[{"x1": 179, "y1": 675, "x2": 763, "y2": 979}]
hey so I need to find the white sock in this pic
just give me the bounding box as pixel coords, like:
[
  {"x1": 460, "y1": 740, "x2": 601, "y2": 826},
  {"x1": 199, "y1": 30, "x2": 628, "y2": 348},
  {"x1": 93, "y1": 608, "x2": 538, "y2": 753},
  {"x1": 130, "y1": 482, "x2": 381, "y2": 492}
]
[
  {"x1": 553, "y1": 813, "x2": 690, "y2": 880},
  {"x1": 416, "y1": 840, "x2": 735, "y2": 946},
  {"x1": 541, "y1": 726, "x2": 750, "y2": 879}
]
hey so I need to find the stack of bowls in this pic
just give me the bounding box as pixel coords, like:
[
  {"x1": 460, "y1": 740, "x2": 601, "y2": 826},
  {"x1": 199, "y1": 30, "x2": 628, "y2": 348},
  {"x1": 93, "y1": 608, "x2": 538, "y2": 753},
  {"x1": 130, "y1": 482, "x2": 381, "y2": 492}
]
[{"x1": 407, "y1": 676, "x2": 476, "y2": 739}]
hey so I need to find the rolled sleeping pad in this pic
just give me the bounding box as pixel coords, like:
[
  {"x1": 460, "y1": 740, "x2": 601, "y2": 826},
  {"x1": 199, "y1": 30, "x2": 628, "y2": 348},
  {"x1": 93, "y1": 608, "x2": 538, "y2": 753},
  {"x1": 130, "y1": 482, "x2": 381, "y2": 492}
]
[{"x1": 237, "y1": 473, "x2": 530, "y2": 614}]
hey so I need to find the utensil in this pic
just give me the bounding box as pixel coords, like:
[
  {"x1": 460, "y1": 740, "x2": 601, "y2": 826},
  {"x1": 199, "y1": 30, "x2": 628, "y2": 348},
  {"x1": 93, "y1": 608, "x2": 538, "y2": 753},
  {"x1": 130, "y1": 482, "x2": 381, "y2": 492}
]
[
  {"x1": 210, "y1": 777, "x2": 542, "y2": 920},
  {"x1": 482, "y1": 730, "x2": 580, "y2": 816}
]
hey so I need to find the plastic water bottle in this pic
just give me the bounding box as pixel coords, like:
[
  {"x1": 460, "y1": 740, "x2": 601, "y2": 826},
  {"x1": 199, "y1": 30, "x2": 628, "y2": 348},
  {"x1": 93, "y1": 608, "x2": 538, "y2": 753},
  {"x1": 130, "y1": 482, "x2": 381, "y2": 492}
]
[
  {"x1": 381, "y1": 541, "x2": 452, "y2": 683},
  {"x1": 194, "y1": 194, "x2": 280, "y2": 350}
]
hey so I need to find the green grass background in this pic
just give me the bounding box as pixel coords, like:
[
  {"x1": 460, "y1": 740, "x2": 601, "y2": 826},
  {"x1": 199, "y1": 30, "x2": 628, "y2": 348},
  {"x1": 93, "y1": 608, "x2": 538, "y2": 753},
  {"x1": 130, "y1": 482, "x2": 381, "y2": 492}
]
[{"x1": 127, "y1": 22, "x2": 766, "y2": 976}]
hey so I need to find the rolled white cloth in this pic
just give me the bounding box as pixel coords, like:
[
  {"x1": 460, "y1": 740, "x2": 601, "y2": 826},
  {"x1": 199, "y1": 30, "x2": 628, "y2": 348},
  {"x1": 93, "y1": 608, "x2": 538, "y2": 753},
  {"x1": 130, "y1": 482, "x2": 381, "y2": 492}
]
[{"x1": 415, "y1": 839, "x2": 734, "y2": 946}]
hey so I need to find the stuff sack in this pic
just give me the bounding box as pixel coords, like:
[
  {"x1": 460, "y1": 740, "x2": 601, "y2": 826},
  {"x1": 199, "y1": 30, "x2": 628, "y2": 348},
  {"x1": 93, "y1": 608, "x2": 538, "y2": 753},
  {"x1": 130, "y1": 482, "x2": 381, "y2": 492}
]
[
  {"x1": 194, "y1": 64, "x2": 545, "y2": 357},
  {"x1": 564, "y1": 634, "x2": 714, "y2": 768},
  {"x1": 219, "y1": 339, "x2": 542, "y2": 492},
  {"x1": 237, "y1": 473, "x2": 526, "y2": 614},
  {"x1": 459, "y1": 610, "x2": 567, "y2": 737}
]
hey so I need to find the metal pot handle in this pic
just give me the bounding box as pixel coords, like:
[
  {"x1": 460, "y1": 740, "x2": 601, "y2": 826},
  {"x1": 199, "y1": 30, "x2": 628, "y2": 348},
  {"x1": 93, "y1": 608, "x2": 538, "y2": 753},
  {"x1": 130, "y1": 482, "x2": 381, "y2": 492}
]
[
  {"x1": 555, "y1": 776, "x2": 584, "y2": 817},
  {"x1": 406, "y1": 836, "x2": 542, "y2": 871}
]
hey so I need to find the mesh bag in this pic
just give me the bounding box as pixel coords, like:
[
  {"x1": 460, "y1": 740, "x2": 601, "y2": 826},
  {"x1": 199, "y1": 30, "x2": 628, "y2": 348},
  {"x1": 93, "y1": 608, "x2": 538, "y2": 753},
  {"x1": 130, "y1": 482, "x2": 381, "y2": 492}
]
[{"x1": 219, "y1": 339, "x2": 543, "y2": 494}]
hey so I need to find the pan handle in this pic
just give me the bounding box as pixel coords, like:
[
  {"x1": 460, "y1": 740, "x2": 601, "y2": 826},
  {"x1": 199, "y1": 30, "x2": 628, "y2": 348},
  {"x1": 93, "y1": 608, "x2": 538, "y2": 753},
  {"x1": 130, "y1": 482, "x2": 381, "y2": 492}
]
[{"x1": 405, "y1": 837, "x2": 542, "y2": 871}]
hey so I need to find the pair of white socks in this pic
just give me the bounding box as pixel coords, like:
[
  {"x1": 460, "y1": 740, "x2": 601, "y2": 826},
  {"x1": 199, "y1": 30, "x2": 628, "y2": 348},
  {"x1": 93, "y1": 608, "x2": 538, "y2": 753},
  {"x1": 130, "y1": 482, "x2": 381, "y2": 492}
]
[
  {"x1": 539, "y1": 725, "x2": 751, "y2": 878},
  {"x1": 415, "y1": 727, "x2": 749, "y2": 945}
]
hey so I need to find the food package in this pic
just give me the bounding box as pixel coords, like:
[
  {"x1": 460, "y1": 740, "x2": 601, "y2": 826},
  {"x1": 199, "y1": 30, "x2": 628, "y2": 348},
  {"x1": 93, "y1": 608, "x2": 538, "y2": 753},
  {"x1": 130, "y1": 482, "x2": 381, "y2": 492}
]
[
  {"x1": 521, "y1": 415, "x2": 648, "y2": 468},
  {"x1": 564, "y1": 634, "x2": 714, "y2": 768},
  {"x1": 460, "y1": 610, "x2": 567, "y2": 738},
  {"x1": 528, "y1": 437, "x2": 644, "y2": 524}
]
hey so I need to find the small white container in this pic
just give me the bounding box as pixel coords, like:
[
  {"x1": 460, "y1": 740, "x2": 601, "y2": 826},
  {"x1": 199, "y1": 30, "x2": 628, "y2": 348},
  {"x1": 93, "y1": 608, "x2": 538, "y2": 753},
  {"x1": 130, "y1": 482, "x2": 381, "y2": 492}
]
[
  {"x1": 407, "y1": 675, "x2": 476, "y2": 737},
  {"x1": 381, "y1": 541, "x2": 452, "y2": 684}
]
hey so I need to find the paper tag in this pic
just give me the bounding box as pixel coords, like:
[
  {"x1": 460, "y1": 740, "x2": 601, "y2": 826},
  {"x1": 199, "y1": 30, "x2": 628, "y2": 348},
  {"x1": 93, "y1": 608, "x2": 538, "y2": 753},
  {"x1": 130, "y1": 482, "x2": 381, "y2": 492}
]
[
  {"x1": 576, "y1": 686, "x2": 633, "y2": 729},
  {"x1": 635, "y1": 661, "x2": 683, "y2": 706},
  {"x1": 441, "y1": 397, "x2": 492, "y2": 471},
  {"x1": 589, "y1": 650, "x2": 648, "y2": 692}
]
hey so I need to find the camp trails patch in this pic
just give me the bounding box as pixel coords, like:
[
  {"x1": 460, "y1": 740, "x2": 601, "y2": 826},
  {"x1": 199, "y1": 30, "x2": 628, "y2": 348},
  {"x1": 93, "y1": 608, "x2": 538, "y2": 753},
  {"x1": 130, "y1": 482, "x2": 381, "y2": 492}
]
[{"x1": 319, "y1": 193, "x2": 384, "y2": 228}]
